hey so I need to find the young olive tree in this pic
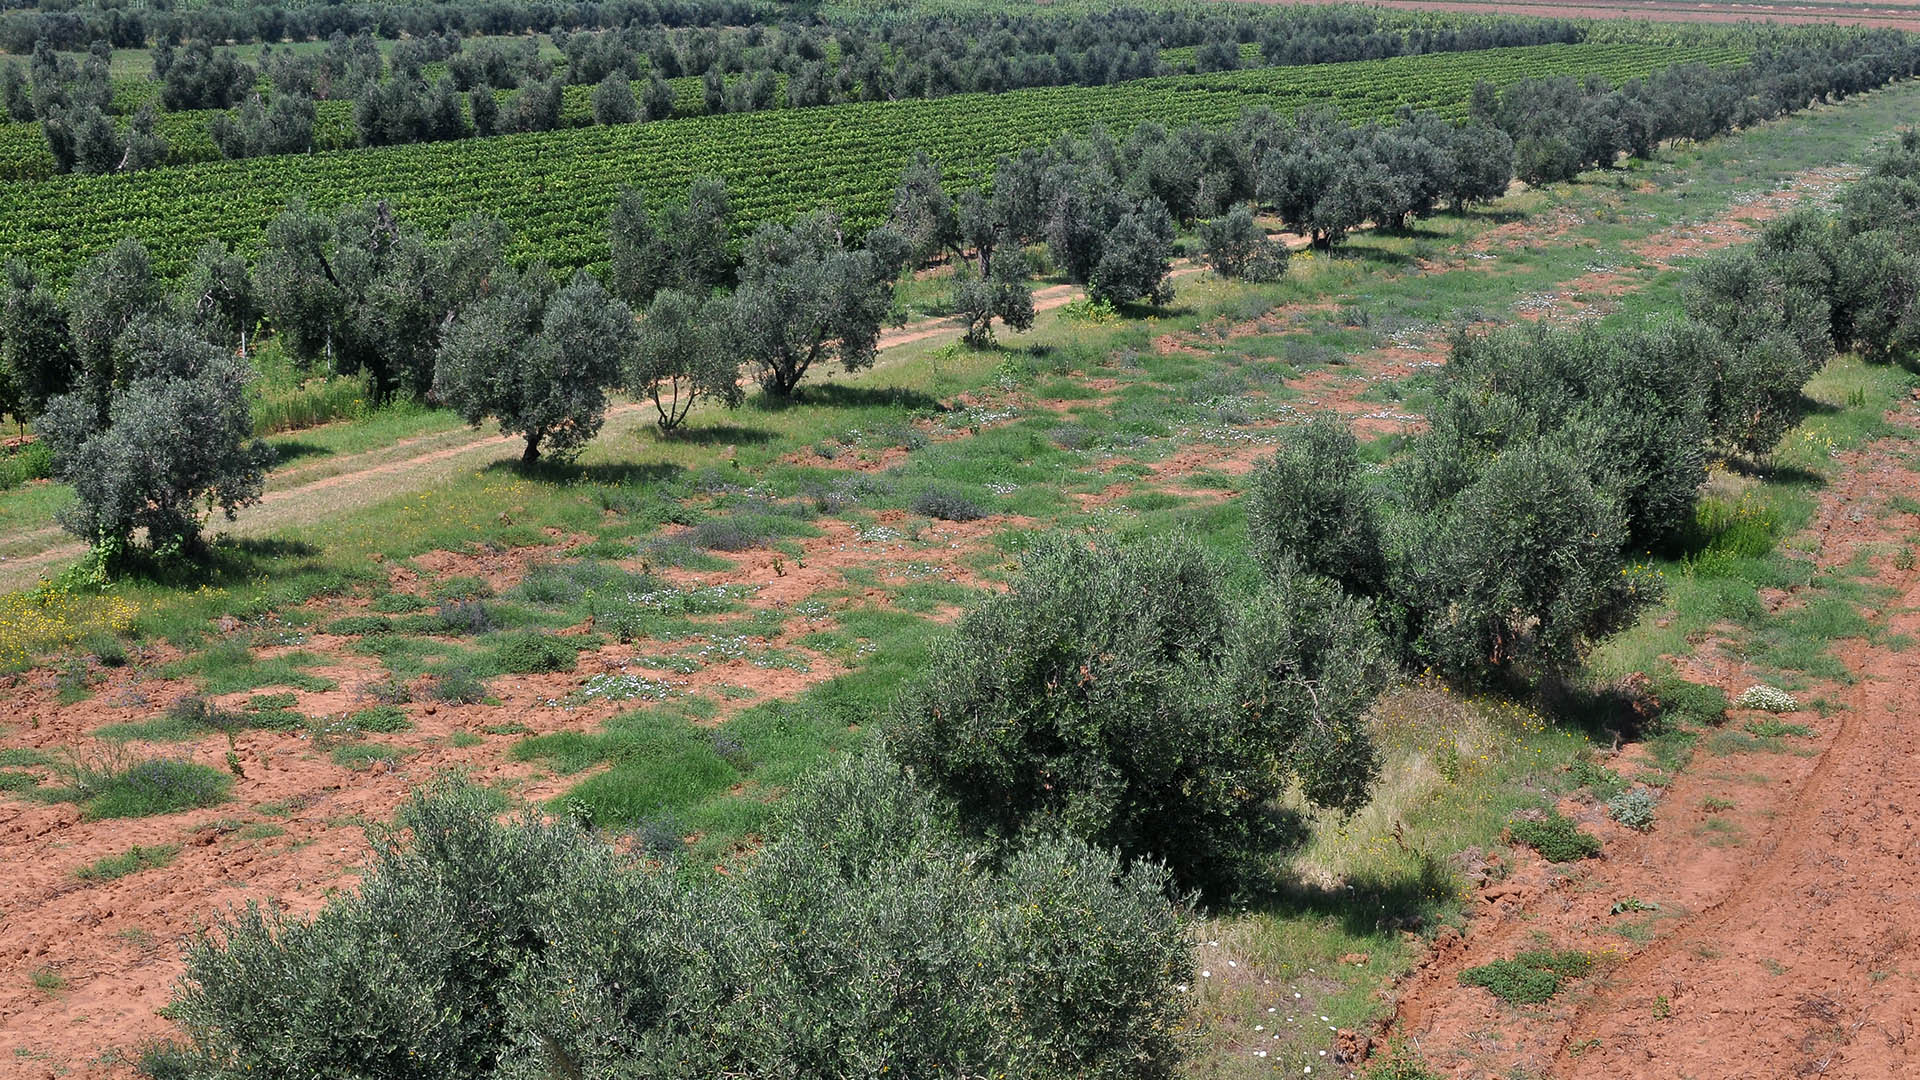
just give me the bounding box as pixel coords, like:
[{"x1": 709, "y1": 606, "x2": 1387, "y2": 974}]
[
  {"x1": 0, "y1": 261, "x2": 76, "y2": 421},
  {"x1": 1199, "y1": 203, "x2": 1288, "y2": 281},
  {"x1": 1245, "y1": 413, "x2": 1385, "y2": 598},
  {"x1": 1090, "y1": 199, "x2": 1175, "y2": 307},
  {"x1": 888, "y1": 531, "x2": 1386, "y2": 896},
  {"x1": 952, "y1": 242, "x2": 1034, "y2": 346},
  {"x1": 40, "y1": 317, "x2": 272, "y2": 558},
  {"x1": 732, "y1": 209, "x2": 894, "y2": 397},
  {"x1": 629, "y1": 288, "x2": 742, "y2": 433},
  {"x1": 433, "y1": 266, "x2": 633, "y2": 465}
]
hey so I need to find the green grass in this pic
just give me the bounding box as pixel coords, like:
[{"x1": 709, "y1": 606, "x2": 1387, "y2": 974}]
[
  {"x1": 39, "y1": 756, "x2": 234, "y2": 820},
  {"x1": 1458, "y1": 950, "x2": 1594, "y2": 1005},
  {"x1": 75, "y1": 843, "x2": 181, "y2": 882},
  {"x1": 1509, "y1": 810, "x2": 1602, "y2": 862},
  {"x1": 161, "y1": 642, "x2": 337, "y2": 694}
]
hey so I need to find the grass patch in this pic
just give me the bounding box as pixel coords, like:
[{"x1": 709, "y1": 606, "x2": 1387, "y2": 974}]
[
  {"x1": 1458, "y1": 950, "x2": 1594, "y2": 1005},
  {"x1": 483, "y1": 631, "x2": 580, "y2": 675},
  {"x1": 1509, "y1": 810, "x2": 1601, "y2": 862},
  {"x1": 75, "y1": 843, "x2": 181, "y2": 882},
  {"x1": 162, "y1": 642, "x2": 336, "y2": 694},
  {"x1": 41, "y1": 754, "x2": 233, "y2": 820}
]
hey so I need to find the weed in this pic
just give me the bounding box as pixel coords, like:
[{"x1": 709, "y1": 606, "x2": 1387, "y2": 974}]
[
  {"x1": 485, "y1": 631, "x2": 579, "y2": 675},
  {"x1": 1701, "y1": 795, "x2": 1735, "y2": 812},
  {"x1": 1652, "y1": 994, "x2": 1671, "y2": 1020},
  {"x1": 0, "y1": 770, "x2": 39, "y2": 792},
  {"x1": 1569, "y1": 757, "x2": 1626, "y2": 800},
  {"x1": 432, "y1": 576, "x2": 494, "y2": 602},
  {"x1": 29, "y1": 967, "x2": 65, "y2": 992},
  {"x1": 1458, "y1": 950, "x2": 1593, "y2": 1004},
  {"x1": 1606, "y1": 788, "x2": 1658, "y2": 831},
  {"x1": 1509, "y1": 810, "x2": 1602, "y2": 862},
  {"x1": 46, "y1": 750, "x2": 233, "y2": 820},
  {"x1": 1733, "y1": 684, "x2": 1799, "y2": 713},
  {"x1": 370, "y1": 592, "x2": 432, "y2": 614},
  {"x1": 75, "y1": 844, "x2": 181, "y2": 882},
  {"x1": 336, "y1": 708, "x2": 405, "y2": 735},
  {"x1": 325, "y1": 615, "x2": 393, "y2": 636},
  {"x1": 330, "y1": 742, "x2": 404, "y2": 771},
  {"x1": 449, "y1": 731, "x2": 484, "y2": 748},
  {"x1": 1743, "y1": 718, "x2": 1814, "y2": 738},
  {"x1": 1608, "y1": 897, "x2": 1658, "y2": 915},
  {"x1": 361, "y1": 677, "x2": 413, "y2": 705},
  {"x1": 910, "y1": 488, "x2": 989, "y2": 522}
]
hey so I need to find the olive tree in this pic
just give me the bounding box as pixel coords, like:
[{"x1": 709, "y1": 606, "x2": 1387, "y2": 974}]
[
  {"x1": 629, "y1": 288, "x2": 742, "y2": 433},
  {"x1": 732, "y1": 209, "x2": 894, "y2": 397},
  {"x1": 432, "y1": 266, "x2": 633, "y2": 464},
  {"x1": 952, "y1": 243, "x2": 1034, "y2": 346},
  {"x1": 1245, "y1": 413, "x2": 1385, "y2": 597},
  {"x1": 0, "y1": 261, "x2": 76, "y2": 420},
  {"x1": 1199, "y1": 203, "x2": 1288, "y2": 281},
  {"x1": 40, "y1": 317, "x2": 272, "y2": 557},
  {"x1": 889, "y1": 531, "x2": 1386, "y2": 896}
]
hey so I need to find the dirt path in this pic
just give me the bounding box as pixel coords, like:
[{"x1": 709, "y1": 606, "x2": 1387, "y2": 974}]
[
  {"x1": 1379, "y1": 400, "x2": 1920, "y2": 1078},
  {"x1": 0, "y1": 260, "x2": 1238, "y2": 594}
]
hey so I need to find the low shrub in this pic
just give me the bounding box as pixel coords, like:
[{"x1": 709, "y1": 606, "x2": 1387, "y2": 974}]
[
  {"x1": 485, "y1": 631, "x2": 578, "y2": 675},
  {"x1": 1606, "y1": 787, "x2": 1658, "y2": 831},
  {"x1": 324, "y1": 615, "x2": 393, "y2": 636},
  {"x1": 430, "y1": 667, "x2": 489, "y2": 705},
  {"x1": 1508, "y1": 810, "x2": 1601, "y2": 863},
  {"x1": 1458, "y1": 949, "x2": 1593, "y2": 1005},
  {"x1": 909, "y1": 488, "x2": 989, "y2": 522},
  {"x1": 437, "y1": 600, "x2": 494, "y2": 636}
]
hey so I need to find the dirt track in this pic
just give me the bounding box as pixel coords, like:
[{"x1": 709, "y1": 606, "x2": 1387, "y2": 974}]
[{"x1": 1382, "y1": 398, "x2": 1920, "y2": 1078}]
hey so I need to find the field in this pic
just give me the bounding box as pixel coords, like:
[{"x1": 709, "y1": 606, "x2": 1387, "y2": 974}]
[
  {"x1": 2, "y1": 8, "x2": 1920, "y2": 1079},
  {"x1": 0, "y1": 42, "x2": 1743, "y2": 280},
  {"x1": 1248, "y1": 0, "x2": 1920, "y2": 31}
]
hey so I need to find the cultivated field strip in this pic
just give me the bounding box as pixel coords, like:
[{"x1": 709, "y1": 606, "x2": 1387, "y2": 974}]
[{"x1": 0, "y1": 42, "x2": 1743, "y2": 281}]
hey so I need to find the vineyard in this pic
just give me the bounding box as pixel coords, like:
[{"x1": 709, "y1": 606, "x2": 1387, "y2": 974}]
[{"x1": 0, "y1": 41, "x2": 1743, "y2": 280}]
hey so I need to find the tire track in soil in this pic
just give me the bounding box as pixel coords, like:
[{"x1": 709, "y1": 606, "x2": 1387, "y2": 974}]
[{"x1": 1377, "y1": 400, "x2": 1920, "y2": 1079}]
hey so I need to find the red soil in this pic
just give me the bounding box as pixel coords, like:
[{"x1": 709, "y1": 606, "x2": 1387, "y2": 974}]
[{"x1": 1377, "y1": 399, "x2": 1920, "y2": 1078}]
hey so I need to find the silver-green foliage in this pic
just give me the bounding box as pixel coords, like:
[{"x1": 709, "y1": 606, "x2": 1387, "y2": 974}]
[
  {"x1": 167, "y1": 765, "x2": 1189, "y2": 1080},
  {"x1": 40, "y1": 317, "x2": 271, "y2": 553},
  {"x1": 889, "y1": 532, "x2": 1386, "y2": 896},
  {"x1": 433, "y1": 266, "x2": 633, "y2": 463},
  {"x1": 629, "y1": 287, "x2": 742, "y2": 432}
]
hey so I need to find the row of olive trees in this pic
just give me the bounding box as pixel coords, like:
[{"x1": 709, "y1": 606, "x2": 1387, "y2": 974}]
[{"x1": 1243, "y1": 137, "x2": 1920, "y2": 689}]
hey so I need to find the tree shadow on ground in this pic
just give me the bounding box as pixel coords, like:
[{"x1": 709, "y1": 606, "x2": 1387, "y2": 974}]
[
  {"x1": 491, "y1": 459, "x2": 687, "y2": 488},
  {"x1": 265, "y1": 440, "x2": 331, "y2": 467},
  {"x1": 751, "y1": 384, "x2": 944, "y2": 413},
  {"x1": 1240, "y1": 848, "x2": 1458, "y2": 938},
  {"x1": 655, "y1": 423, "x2": 777, "y2": 447}
]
